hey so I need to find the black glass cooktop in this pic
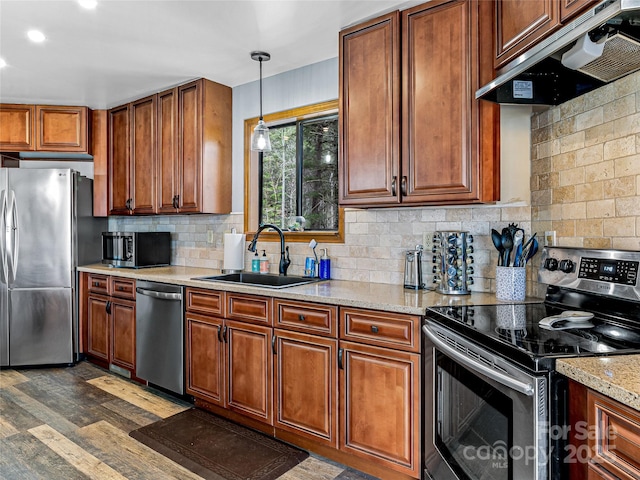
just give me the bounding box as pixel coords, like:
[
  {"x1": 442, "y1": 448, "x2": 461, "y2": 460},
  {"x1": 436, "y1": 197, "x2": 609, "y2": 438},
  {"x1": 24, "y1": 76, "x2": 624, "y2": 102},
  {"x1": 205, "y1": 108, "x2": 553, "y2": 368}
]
[{"x1": 426, "y1": 302, "x2": 640, "y2": 371}]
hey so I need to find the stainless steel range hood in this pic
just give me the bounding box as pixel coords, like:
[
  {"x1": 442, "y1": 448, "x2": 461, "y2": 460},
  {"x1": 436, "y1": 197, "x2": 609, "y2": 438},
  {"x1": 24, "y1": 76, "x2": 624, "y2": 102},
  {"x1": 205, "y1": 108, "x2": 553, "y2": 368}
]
[{"x1": 477, "y1": 0, "x2": 640, "y2": 105}]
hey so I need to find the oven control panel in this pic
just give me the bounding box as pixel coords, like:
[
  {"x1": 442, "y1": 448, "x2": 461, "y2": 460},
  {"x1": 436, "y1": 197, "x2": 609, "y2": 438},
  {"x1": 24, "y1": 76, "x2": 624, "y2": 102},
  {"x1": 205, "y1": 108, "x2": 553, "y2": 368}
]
[
  {"x1": 539, "y1": 247, "x2": 640, "y2": 301},
  {"x1": 578, "y1": 257, "x2": 638, "y2": 285}
]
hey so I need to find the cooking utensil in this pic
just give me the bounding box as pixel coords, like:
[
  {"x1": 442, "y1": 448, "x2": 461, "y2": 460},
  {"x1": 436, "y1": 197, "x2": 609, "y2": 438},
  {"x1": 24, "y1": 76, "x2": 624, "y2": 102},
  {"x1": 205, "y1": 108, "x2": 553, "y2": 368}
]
[
  {"x1": 518, "y1": 233, "x2": 537, "y2": 266},
  {"x1": 491, "y1": 228, "x2": 505, "y2": 266},
  {"x1": 510, "y1": 230, "x2": 523, "y2": 267},
  {"x1": 501, "y1": 228, "x2": 513, "y2": 267}
]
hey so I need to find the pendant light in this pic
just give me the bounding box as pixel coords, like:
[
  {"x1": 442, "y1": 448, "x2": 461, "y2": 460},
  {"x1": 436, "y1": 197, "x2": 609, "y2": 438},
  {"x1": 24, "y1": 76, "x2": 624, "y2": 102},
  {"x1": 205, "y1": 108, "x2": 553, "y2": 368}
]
[{"x1": 250, "y1": 51, "x2": 272, "y2": 152}]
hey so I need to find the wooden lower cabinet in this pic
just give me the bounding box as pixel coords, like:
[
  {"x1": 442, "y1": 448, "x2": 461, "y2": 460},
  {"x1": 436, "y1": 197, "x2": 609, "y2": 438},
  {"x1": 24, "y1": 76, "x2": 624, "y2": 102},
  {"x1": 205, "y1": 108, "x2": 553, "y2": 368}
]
[
  {"x1": 226, "y1": 320, "x2": 273, "y2": 425},
  {"x1": 339, "y1": 340, "x2": 420, "y2": 478},
  {"x1": 82, "y1": 273, "x2": 136, "y2": 376},
  {"x1": 87, "y1": 294, "x2": 110, "y2": 362},
  {"x1": 185, "y1": 312, "x2": 225, "y2": 406},
  {"x1": 110, "y1": 299, "x2": 136, "y2": 370},
  {"x1": 184, "y1": 288, "x2": 421, "y2": 479},
  {"x1": 274, "y1": 329, "x2": 338, "y2": 447}
]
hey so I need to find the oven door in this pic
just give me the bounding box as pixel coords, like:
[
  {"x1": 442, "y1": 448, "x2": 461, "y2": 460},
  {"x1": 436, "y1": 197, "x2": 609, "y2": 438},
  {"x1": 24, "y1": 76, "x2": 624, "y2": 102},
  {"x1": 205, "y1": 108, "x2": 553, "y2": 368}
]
[{"x1": 422, "y1": 320, "x2": 548, "y2": 480}]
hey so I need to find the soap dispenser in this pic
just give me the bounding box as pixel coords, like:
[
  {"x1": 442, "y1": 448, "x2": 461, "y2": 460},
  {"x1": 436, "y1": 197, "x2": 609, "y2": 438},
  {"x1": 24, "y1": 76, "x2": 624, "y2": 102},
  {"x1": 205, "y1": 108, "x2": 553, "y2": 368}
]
[
  {"x1": 260, "y1": 250, "x2": 269, "y2": 274},
  {"x1": 251, "y1": 250, "x2": 260, "y2": 272},
  {"x1": 319, "y1": 248, "x2": 331, "y2": 279}
]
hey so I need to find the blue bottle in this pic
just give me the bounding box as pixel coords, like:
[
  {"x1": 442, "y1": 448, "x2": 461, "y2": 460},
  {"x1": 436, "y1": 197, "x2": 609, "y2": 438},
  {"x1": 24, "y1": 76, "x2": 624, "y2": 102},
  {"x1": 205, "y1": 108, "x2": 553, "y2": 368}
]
[{"x1": 319, "y1": 248, "x2": 331, "y2": 280}]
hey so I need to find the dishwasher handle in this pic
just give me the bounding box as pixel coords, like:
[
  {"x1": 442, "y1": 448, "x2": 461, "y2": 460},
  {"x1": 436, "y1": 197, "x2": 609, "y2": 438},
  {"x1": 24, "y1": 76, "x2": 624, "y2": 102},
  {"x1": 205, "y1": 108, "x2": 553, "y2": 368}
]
[{"x1": 136, "y1": 287, "x2": 182, "y2": 301}]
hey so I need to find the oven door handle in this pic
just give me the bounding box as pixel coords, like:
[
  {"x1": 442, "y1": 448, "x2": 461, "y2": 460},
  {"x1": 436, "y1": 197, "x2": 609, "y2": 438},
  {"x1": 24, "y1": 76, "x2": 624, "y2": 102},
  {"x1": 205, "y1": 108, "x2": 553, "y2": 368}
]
[{"x1": 422, "y1": 324, "x2": 535, "y2": 396}]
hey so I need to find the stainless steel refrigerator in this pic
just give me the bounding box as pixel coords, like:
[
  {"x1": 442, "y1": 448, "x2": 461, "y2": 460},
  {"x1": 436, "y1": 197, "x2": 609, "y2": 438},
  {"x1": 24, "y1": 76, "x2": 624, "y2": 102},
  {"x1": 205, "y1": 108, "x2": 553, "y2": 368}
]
[{"x1": 0, "y1": 168, "x2": 106, "y2": 367}]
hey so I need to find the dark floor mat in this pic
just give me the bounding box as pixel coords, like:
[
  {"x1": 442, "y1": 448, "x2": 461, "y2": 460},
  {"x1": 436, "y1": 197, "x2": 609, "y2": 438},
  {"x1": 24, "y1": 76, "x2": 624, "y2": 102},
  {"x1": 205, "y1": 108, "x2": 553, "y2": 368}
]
[{"x1": 129, "y1": 408, "x2": 308, "y2": 480}]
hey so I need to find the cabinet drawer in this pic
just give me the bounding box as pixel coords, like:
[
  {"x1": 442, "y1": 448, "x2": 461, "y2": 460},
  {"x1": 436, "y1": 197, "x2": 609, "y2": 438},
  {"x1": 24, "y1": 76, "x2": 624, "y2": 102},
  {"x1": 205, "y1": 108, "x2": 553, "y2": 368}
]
[
  {"x1": 186, "y1": 288, "x2": 224, "y2": 316},
  {"x1": 110, "y1": 277, "x2": 136, "y2": 300},
  {"x1": 87, "y1": 274, "x2": 109, "y2": 295},
  {"x1": 274, "y1": 299, "x2": 337, "y2": 337},
  {"x1": 227, "y1": 294, "x2": 272, "y2": 325},
  {"x1": 340, "y1": 307, "x2": 421, "y2": 352}
]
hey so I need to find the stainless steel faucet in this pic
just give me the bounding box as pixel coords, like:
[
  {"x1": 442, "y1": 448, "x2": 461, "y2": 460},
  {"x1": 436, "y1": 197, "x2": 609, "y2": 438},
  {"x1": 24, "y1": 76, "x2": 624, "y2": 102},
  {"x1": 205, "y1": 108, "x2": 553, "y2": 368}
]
[{"x1": 248, "y1": 223, "x2": 291, "y2": 275}]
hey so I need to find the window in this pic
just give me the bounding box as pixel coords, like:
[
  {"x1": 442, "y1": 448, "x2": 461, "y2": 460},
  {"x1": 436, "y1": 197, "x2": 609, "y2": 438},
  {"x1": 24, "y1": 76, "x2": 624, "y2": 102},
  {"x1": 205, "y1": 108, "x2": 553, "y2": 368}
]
[{"x1": 244, "y1": 100, "x2": 344, "y2": 242}]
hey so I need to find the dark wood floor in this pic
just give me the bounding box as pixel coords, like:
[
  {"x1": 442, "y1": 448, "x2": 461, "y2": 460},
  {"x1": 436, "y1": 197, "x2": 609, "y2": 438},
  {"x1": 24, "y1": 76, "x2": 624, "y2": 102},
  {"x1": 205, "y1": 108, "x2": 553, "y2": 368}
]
[{"x1": 0, "y1": 361, "x2": 377, "y2": 480}]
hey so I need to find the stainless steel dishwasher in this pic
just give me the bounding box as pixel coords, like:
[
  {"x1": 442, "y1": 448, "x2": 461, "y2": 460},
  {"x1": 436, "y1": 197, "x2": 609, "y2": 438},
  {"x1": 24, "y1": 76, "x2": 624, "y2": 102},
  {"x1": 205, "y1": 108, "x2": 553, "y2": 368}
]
[{"x1": 135, "y1": 280, "x2": 184, "y2": 395}]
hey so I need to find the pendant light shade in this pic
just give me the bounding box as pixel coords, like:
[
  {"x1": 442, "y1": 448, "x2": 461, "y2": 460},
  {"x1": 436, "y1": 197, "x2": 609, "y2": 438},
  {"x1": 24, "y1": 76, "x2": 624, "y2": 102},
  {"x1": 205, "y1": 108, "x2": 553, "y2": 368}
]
[{"x1": 250, "y1": 51, "x2": 272, "y2": 152}]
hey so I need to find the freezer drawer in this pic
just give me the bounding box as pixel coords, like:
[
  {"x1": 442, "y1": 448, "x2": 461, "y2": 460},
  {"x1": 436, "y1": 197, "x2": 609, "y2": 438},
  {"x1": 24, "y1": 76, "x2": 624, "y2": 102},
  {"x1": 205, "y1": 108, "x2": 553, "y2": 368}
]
[{"x1": 9, "y1": 288, "x2": 73, "y2": 366}]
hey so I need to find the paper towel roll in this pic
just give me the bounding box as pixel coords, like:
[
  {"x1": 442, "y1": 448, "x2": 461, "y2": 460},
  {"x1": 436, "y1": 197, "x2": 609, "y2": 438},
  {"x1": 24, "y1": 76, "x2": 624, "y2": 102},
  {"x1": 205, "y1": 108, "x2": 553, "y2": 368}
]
[{"x1": 223, "y1": 233, "x2": 246, "y2": 272}]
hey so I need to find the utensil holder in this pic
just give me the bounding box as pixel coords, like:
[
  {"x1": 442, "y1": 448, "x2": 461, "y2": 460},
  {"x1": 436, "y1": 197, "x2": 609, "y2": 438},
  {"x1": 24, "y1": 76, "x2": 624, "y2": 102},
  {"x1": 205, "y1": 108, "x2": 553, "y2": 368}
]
[
  {"x1": 495, "y1": 266, "x2": 526, "y2": 301},
  {"x1": 432, "y1": 231, "x2": 474, "y2": 295}
]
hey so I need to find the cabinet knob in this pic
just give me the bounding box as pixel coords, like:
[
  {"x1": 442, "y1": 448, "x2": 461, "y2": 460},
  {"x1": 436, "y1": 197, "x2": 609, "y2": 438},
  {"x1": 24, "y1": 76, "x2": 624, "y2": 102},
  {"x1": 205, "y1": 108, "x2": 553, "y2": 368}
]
[
  {"x1": 370, "y1": 325, "x2": 379, "y2": 334},
  {"x1": 117, "y1": 286, "x2": 124, "y2": 291},
  {"x1": 298, "y1": 314, "x2": 305, "y2": 322},
  {"x1": 93, "y1": 281, "x2": 99, "y2": 287}
]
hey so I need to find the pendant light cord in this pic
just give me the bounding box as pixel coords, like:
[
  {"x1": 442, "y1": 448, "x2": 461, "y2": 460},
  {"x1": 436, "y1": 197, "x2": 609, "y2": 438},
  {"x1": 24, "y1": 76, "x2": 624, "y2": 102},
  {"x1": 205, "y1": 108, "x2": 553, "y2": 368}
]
[{"x1": 259, "y1": 58, "x2": 264, "y2": 120}]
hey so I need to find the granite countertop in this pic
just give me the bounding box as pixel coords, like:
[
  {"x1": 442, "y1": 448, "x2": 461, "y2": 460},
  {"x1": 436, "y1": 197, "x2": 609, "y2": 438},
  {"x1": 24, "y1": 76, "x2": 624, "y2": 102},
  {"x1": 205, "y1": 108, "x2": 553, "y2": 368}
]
[
  {"x1": 557, "y1": 356, "x2": 640, "y2": 411},
  {"x1": 78, "y1": 263, "x2": 540, "y2": 315}
]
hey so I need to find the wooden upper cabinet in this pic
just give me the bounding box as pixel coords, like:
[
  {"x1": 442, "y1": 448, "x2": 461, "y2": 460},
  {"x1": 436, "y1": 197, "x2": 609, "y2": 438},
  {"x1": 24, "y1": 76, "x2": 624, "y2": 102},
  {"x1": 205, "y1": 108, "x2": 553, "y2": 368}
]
[
  {"x1": 107, "y1": 78, "x2": 231, "y2": 216},
  {"x1": 494, "y1": 0, "x2": 597, "y2": 70},
  {"x1": 403, "y1": 1, "x2": 471, "y2": 202},
  {"x1": 0, "y1": 104, "x2": 35, "y2": 151},
  {"x1": 36, "y1": 105, "x2": 90, "y2": 153},
  {"x1": 157, "y1": 87, "x2": 179, "y2": 214},
  {"x1": 339, "y1": 0, "x2": 499, "y2": 208},
  {"x1": 0, "y1": 104, "x2": 91, "y2": 153},
  {"x1": 108, "y1": 104, "x2": 131, "y2": 215},
  {"x1": 494, "y1": 0, "x2": 559, "y2": 69},
  {"x1": 130, "y1": 95, "x2": 157, "y2": 215},
  {"x1": 339, "y1": 12, "x2": 400, "y2": 206}
]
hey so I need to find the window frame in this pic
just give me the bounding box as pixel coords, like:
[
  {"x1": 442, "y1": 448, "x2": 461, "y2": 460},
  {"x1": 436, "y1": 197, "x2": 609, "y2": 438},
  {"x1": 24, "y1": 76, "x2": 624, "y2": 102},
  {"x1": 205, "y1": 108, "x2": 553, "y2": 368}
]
[{"x1": 244, "y1": 100, "x2": 344, "y2": 243}]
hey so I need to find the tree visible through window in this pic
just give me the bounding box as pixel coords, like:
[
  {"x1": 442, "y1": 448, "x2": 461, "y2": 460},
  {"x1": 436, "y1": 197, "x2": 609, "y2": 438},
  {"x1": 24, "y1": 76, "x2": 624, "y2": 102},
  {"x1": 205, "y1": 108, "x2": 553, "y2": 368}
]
[{"x1": 259, "y1": 114, "x2": 338, "y2": 231}]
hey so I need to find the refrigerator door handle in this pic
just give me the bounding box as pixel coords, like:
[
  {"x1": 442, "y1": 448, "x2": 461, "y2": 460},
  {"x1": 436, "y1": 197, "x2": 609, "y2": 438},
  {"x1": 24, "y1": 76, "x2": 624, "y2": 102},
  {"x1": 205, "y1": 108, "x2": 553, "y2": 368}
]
[
  {"x1": 7, "y1": 190, "x2": 18, "y2": 285},
  {"x1": 0, "y1": 189, "x2": 7, "y2": 285}
]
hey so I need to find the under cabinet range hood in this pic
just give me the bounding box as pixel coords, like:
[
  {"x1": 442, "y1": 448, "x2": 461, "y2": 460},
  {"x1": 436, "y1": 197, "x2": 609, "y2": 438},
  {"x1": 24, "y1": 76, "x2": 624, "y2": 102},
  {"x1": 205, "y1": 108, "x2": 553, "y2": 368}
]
[{"x1": 477, "y1": 0, "x2": 640, "y2": 105}]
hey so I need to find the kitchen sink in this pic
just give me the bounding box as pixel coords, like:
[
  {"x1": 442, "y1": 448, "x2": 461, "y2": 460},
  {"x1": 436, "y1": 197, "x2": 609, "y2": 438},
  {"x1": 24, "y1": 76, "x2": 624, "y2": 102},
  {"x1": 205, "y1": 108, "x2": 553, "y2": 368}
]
[{"x1": 192, "y1": 272, "x2": 324, "y2": 289}]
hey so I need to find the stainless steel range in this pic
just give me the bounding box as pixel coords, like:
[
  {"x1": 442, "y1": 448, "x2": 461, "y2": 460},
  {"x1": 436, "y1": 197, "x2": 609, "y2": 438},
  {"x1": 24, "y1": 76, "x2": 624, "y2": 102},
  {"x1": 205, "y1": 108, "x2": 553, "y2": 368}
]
[{"x1": 422, "y1": 247, "x2": 640, "y2": 480}]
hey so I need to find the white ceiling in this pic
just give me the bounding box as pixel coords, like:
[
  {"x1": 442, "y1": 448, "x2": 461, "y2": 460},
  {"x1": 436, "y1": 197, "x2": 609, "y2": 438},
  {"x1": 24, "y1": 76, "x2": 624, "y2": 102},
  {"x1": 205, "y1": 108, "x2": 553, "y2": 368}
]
[{"x1": 0, "y1": 0, "x2": 422, "y2": 109}]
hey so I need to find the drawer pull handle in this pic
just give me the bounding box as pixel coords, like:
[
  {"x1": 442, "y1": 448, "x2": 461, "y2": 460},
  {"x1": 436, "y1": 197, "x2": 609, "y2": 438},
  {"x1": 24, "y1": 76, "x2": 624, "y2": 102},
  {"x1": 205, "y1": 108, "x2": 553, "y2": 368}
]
[
  {"x1": 93, "y1": 282, "x2": 99, "y2": 287},
  {"x1": 371, "y1": 325, "x2": 379, "y2": 334},
  {"x1": 338, "y1": 348, "x2": 344, "y2": 370},
  {"x1": 272, "y1": 335, "x2": 277, "y2": 355},
  {"x1": 117, "y1": 286, "x2": 124, "y2": 291},
  {"x1": 298, "y1": 314, "x2": 305, "y2": 322}
]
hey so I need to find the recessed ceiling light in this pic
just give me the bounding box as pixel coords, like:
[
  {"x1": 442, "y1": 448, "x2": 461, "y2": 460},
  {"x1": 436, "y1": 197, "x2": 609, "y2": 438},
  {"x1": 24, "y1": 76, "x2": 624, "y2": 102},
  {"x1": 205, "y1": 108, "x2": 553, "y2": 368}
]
[
  {"x1": 0, "y1": 58, "x2": 6, "y2": 69},
  {"x1": 78, "y1": 0, "x2": 97, "y2": 9},
  {"x1": 27, "y1": 30, "x2": 46, "y2": 43}
]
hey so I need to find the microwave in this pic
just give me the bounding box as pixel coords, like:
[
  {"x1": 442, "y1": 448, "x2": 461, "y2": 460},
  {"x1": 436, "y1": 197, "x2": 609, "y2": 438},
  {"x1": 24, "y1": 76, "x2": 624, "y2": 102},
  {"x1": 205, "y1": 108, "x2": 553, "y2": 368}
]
[{"x1": 102, "y1": 232, "x2": 171, "y2": 268}]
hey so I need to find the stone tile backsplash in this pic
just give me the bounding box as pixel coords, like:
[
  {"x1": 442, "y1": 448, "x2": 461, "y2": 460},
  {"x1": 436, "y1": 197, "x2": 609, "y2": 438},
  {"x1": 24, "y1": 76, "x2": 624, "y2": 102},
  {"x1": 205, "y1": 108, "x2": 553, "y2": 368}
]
[
  {"x1": 109, "y1": 203, "x2": 533, "y2": 294},
  {"x1": 529, "y1": 71, "x2": 640, "y2": 296}
]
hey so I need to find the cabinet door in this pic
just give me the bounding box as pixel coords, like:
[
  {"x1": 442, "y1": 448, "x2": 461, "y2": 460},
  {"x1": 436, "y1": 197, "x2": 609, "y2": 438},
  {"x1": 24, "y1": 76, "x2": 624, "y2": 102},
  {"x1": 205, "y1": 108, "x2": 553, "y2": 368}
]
[
  {"x1": 339, "y1": 340, "x2": 420, "y2": 478},
  {"x1": 108, "y1": 104, "x2": 131, "y2": 215},
  {"x1": 274, "y1": 329, "x2": 338, "y2": 447},
  {"x1": 494, "y1": 0, "x2": 559, "y2": 69},
  {"x1": 339, "y1": 12, "x2": 401, "y2": 206},
  {"x1": 130, "y1": 95, "x2": 157, "y2": 215},
  {"x1": 186, "y1": 313, "x2": 225, "y2": 406},
  {"x1": 36, "y1": 106, "x2": 89, "y2": 153},
  {"x1": 87, "y1": 295, "x2": 110, "y2": 362},
  {"x1": 177, "y1": 80, "x2": 202, "y2": 213},
  {"x1": 402, "y1": 0, "x2": 488, "y2": 204},
  {"x1": 0, "y1": 104, "x2": 35, "y2": 151},
  {"x1": 111, "y1": 299, "x2": 136, "y2": 371},
  {"x1": 157, "y1": 87, "x2": 179, "y2": 214},
  {"x1": 225, "y1": 320, "x2": 273, "y2": 425}
]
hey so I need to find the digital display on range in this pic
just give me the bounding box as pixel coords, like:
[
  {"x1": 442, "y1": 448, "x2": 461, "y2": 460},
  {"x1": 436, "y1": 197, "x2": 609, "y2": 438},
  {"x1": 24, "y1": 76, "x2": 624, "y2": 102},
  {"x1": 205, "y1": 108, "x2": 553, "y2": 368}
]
[{"x1": 601, "y1": 263, "x2": 616, "y2": 275}]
